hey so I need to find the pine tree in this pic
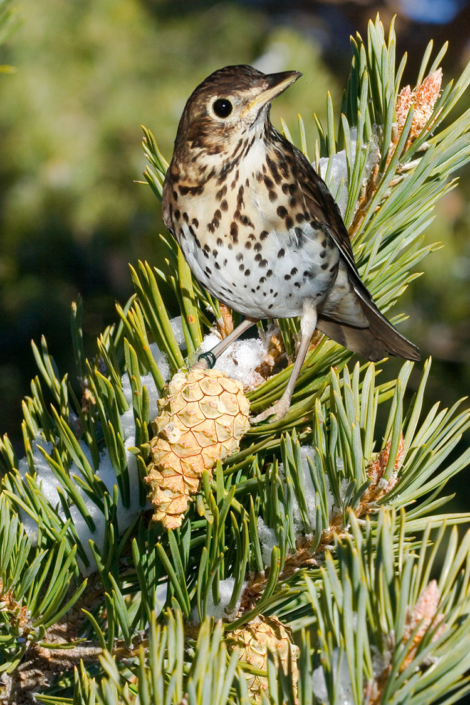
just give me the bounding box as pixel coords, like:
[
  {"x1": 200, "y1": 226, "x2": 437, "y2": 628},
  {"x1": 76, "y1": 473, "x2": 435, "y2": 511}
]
[{"x1": 2, "y1": 14, "x2": 470, "y2": 705}]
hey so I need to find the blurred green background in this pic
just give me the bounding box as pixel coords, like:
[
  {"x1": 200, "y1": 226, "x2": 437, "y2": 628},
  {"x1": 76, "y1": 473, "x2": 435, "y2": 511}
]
[{"x1": 0, "y1": 0, "x2": 469, "y2": 466}]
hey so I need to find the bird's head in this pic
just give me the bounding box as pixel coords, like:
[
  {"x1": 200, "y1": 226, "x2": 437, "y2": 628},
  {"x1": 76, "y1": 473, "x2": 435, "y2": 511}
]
[{"x1": 173, "y1": 65, "x2": 301, "y2": 165}]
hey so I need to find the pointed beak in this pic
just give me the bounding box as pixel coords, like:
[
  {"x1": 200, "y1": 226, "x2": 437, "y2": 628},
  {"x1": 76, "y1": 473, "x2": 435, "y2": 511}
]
[{"x1": 243, "y1": 70, "x2": 302, "y2": 116}]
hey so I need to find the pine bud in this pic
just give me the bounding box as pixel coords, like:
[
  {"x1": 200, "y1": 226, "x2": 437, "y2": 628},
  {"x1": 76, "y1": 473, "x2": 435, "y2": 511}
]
[
  {"x1": 395, "y1": 69, "x2": 442, "y2": 144},
  {"x1": 402, "y1": 580, "x2": 445, "y2": 669},
  {"x1": 360, "y1": 434, "x2": 405, "y2": 507}
]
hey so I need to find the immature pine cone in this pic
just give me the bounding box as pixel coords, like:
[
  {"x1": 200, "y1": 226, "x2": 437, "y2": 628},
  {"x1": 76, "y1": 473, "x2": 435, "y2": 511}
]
[
  {"x1": 226, "y1": 615, "x2": 299, "y2": 702},
  {"x1": 395, "y1": 68, "x2": 442, "y2": 144},
  {"x1": 145, "y1": 368, "x2": 250, "y2": 529}
]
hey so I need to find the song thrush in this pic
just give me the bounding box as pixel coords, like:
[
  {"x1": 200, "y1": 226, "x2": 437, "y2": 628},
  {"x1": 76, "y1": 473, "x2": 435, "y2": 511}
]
[{"x1": 162, "y1": 65, "x2": 420, "y2": 422}]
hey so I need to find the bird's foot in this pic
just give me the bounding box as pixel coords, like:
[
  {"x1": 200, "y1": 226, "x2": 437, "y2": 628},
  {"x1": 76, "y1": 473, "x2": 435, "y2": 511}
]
[{"x1": 252, "y1": 397, "x2": 290, "y2": 424}]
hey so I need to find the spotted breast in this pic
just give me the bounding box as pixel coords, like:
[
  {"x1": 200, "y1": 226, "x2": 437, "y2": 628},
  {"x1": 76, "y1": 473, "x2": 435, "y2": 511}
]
[{"x1": 166, "y1": 132, "x2": 340, "y2": 320}]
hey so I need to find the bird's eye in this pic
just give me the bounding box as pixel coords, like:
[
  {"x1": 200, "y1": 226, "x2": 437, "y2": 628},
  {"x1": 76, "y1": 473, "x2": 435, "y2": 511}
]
[{"x1": 213, "y1": 98, "x2": 233, "y2": 118}]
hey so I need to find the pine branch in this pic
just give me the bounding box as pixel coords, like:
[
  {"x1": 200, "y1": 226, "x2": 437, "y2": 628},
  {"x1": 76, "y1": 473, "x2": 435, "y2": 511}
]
[{"x1": 2, "y1": 14, "x2": 470, "y2": 704}]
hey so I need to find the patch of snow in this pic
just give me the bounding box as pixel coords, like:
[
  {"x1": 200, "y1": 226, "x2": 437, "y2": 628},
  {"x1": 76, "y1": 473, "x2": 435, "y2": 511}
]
[
  {"x1": 311, "y1": 662, "x2": 329, "y2": 703},
  {"x1": 91, "y1": 447, "x2": 113, "y2": 495},
  {"x1": 18, "y1": 435, "x2": 62, "y2": 512},
  {"x1": 140, "y1": 372, "x2": 159, "y2": 422},
  {"x1": 371, "y1": 644, "x2": 392, "y2": 679},
  {"x1": 300, "y1": 446, "x2": 319, "y2": 530},
  {"x1": 339, "y1": 478, "x2": 349, "y2": 503},
  {"x1": 17, "y1": 430, "x2": 149, "y2": 576},
  {"x1": 65, "y1": 442, "x2": 133, "y2": 575},
  {"x1": 17, "y1": 435, "x2": 61, "y2": 546},
  {"x1": 335, "y1": 457, "x2": 344, "y2": 474},
  {"x1": 197, "y1": 332, "x2": 269, "y2": 390},
  {"x1": 30, "y1": 437, "x2": 60, "y2": 509},
  {"x1": 317, "y1": 128, "x2": 380, "y2": 217},
  {"x1": 169, "y1": 315, "x2": 186, "y2": 350},
  {"x1": 312, "y1": 649, "x2": 354, "y2": 705},
  {"x1": 257, "y1": 516, "x2": 278, "y2": 568},
  {"x1": 118, "y1": 436, "x2": 143, "y2": 530},
  {"x1": 120, "y1": 407, "x2": 135, "y2": 441},
  {"x1": 17, "y1": 458, "x2": 40, "y2": 546},
  {"x1": 121, "y1": 374, "x2": 133, "y2": 406},
  {"x1": 149, "y1": 343, "x2": 171, "y2": 383},
  {"x1": 68, "y1": 499, "x2": 106, "y2": 577},
  {"x1": 377, "y1": 477, "x2": 389, "y2": 491},
  {"x1": 280, "y1": 446, "x2": 339, "y2": 535},
  {"x1": 70, "y1": 438, "x2": 148, "y2": 575},
  {"x1": 120, "y1": 348, "x2": 167, "y2": 432},
  {"x1": 155, "y1": 582, "x2": 168, "y2": 616},
  {"x1": 203, "y1": 577, "x2": 246, "y2": 622}
]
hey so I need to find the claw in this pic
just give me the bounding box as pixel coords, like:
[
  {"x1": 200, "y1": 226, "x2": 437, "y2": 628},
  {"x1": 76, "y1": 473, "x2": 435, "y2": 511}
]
[{"x1": 252, "y1": 397, "x2": 290, "y2": 424}]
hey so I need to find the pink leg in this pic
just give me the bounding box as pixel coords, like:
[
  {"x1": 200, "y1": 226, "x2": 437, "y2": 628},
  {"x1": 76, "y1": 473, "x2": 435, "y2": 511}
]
[{"x1": 252, "y1": 305, "x2": 318, "y2": 423}]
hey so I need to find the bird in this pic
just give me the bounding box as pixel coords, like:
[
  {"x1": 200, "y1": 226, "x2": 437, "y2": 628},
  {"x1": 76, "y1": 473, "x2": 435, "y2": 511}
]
[{"x1": 161, "y1": 65, "x2": 420, "y2": 423}]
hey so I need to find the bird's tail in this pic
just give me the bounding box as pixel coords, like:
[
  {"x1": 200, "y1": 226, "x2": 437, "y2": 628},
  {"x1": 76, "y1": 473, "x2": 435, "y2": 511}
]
[{"x1": 317, "y1": 297, "x2": 420, "y2": 363}]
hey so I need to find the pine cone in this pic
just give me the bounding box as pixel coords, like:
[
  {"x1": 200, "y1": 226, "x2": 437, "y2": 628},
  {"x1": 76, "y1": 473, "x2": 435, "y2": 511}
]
[
  {"x1": 145, "y1": 368, "x2": 250, "y2": 529},
  {"x1": 226, "y1": 615, "x2": 299, "y2": 702}
]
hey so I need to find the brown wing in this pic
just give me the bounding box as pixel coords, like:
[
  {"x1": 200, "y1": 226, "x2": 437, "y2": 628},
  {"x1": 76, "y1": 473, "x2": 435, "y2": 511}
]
[
  {"x1": 293, "y1": 146, "x2": 360, "y2": 276},
  {"x1": 292, "y1": 145, "x2": 420, "y2": 362}
]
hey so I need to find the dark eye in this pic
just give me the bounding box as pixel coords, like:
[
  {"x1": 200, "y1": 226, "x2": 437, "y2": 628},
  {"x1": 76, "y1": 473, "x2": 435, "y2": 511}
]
[{"x1": 213, "y1": 98, "x2": 233, "y2": 118}]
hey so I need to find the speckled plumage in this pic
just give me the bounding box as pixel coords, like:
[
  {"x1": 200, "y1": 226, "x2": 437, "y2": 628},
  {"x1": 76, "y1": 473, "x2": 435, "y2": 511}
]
[{"x1": 162, "y1": 65, "x2": 419, "y2": 421}]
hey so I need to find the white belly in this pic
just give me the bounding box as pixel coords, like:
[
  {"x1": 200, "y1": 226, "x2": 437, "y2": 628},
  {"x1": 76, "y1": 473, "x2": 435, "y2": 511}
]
[{"x1": 179, "y1": 221, "x2": 339, "y2": 319}]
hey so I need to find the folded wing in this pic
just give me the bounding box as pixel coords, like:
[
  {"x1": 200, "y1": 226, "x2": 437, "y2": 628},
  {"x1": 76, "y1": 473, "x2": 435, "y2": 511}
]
[{"x1": 292, "y1": 142, "x2": 420, "y2": 362}]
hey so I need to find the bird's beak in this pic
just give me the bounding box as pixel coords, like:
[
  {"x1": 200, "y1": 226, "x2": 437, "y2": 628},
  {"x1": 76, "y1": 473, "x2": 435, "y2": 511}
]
[{"x1": 243, "y1": 71, "x2": 302, "y2": 115}]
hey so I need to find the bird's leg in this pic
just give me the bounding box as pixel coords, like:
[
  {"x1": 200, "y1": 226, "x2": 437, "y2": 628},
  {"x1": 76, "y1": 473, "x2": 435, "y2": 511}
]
[
  {"x1": 252, "y1": 305, "x2": 318, "y2": 423},
  {"x1": 192, "y1": 318, "x2": 257, "y2": 370}
]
